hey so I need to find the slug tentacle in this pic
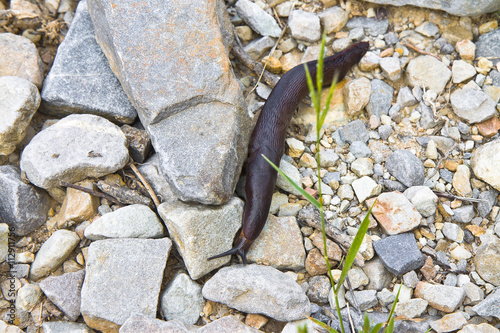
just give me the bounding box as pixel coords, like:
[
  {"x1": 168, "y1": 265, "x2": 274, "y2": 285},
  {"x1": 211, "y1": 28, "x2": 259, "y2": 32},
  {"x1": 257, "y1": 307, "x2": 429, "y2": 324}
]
[{"x1": 208, "y1": 42, "x2": 369, "y2": 264}]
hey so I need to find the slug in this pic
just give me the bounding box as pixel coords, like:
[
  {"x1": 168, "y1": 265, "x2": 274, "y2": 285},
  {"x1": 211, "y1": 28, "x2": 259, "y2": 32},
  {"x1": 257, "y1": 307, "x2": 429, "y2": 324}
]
[{"x1": 209, "y1": 42, "x2": 370, "y2": 264}]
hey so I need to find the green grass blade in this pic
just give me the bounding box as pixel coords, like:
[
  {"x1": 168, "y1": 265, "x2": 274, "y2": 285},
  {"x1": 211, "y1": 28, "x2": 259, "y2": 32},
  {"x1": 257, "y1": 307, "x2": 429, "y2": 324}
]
[
  {"x1": 362, "y1": 313, "x2": 370, "y2": 332},
  {"x1": 316, "y1": 31, "x2": 327, "y2": 97},
  {"x1": 297, "y1": 323, "x2": 308, "y2": 333},
  {"x1": 335, "y1": 201, "x2": 376, "y2": 293},
  {"x1": 308, "y1": 317, "x2": 340, "y2": 333},
  {"x1": 304, "y1": 64, "x2": 318, "y2": 108},
  {"x1": 383, "y1": 284, "x2": 401, "y2": 333},
  {"x1": 369, "y1": 323, "x2": 384, "y2": 333},
  {"x1": 261, "y1": 154, "x2": 321, "y2": 209},
  {"x1": 319, "y1": 77, "x2": 338, "y2": 128}
]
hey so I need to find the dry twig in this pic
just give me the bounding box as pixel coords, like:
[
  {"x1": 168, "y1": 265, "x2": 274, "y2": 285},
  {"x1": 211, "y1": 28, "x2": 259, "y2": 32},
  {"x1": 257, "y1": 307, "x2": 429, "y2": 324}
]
[
  {"x1": 60, "y1": 181, "x2": 124, "y2": 207},
  {"x1": 402, "y1": 41, "x2": 441, "y2": 61},
  {"x1": 129, "y1": 162, "x2": 161, "y2": 208}
]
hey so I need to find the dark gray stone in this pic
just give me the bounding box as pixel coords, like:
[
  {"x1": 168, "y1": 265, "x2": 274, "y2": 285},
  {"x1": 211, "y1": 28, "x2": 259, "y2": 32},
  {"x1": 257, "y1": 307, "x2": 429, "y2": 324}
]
[
  {"x1": 452, "y1": 205, "x2": 476, "y2": 223},
  {"x1": 384, "y1": 32, "x2": 399, "y2": 45},
  {"x1": 476, "y1": 29, "x2": 500, "y2": 65},
  {"x1": 346, "y1": 17, "x2": 389, "y2": 36},
  {"x1": 349, "y1": 141, "x2": 372, "y2": 158},
  {"x1": 373, "y1": 233, "x2": 425, "y2": 275},
  {"x1": 322, "y1": 172, "x2": 341, "y2": 185},
  {"x1": 396, "y1": 86, "x2": 418, "y2": 108},
  {"x1": 366, "y1": 79, "x2": 393, "y2": 117},
  {"x1": 472, "y1": 289, "x2": 500, "y2": 320},
  {"x1": 490, "y1": 70, "x2": 500, "y2": 87},
  {"x1": 39, "y1": 270, "x2": 85, "y2": 321},
  {"x1": 380, "y1": 179, "x2": 407, "y2": 192},
  {"x1": 80, "y1": 238, "x2": 172, "y2": 330},
  {"x1": 363, "y1": 0, "x2": 500, "y2": 16},
  {"x1": 417, "y1": 102, "x2": 437, "y2": 130},
  {"x1": 463, "y1": 229, "x2": 474, "y2": 243},
  {"x1": 436, "y1": 251, "x2": 451, "y2": 269},
  {"x1": 121, "y1": 125, "x2": 151, "y2": 163},
  {"x1": 385, "y1": 150, "x2": 425, "y2": 188},
  {"x1": 0, "y1": 165, "x2": 50, "y2": 236},
  {"x1": 41, "y1": 0, "x2": 137, "y2": 124},
  {"x1": 306, "y1": 276, "x2": 331, "y2": 304},
  {"x1": 87, "y1": 0, "x2": 252, "y2": 205},
  {"x1": 339, "y1": 120, "x2": 369, "y2": 144},
  {"x1": 478, "y1": 190, "x2": 498, "y2": 217},
  {"x1": 440, "y1": 169, "x2": 454, "y2": 183},
  {"x1": 345, "y1": 290, "x2": 378, "y2": 311}
]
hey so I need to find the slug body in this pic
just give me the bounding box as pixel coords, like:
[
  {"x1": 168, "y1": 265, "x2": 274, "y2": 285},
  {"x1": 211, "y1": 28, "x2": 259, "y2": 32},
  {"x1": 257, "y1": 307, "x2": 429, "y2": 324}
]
[{"x1": 209, "y1": 42, "x2": 369, "y2": 264}]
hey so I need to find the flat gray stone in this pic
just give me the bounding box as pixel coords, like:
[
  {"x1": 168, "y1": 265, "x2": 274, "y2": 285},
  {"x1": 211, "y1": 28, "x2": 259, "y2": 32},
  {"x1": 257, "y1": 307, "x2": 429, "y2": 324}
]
[
  {"x1": 136, "y1": 154, "x2": 178, "y2": 204},
  {"x1": 198, "y1": 315, "x2": 260, "y2": 333},
  {"x1": 339, "y1": 119, "x2": 369, "y2": 144},
  {"x1": 406, "y1": 55, "x2": 451, "y2": 94},
  {"x1": 87, "y1": 0, "x2": 251, "y2": 205},
  {"x1": 474, "y1": 237, "x2": 500, "y2": 286},
  {"x1": 414, "y1": 281, "x2": 465, "y2": 313},
  {"x1": 119, "y1": 314, "x2": 196, "y2": 333},
  {"x1": 30, "y1": 230, "x2": 80, "y2": 280},
  {"x1": 363, "y1": 0, "x2": 500, "y2": 16},
  {"x1": 235, "y1": 0, "x2": 281, "y2": 38},
  {"x1": 41, "y1": 0, "x2": 137, "y2": 124},
  {"x1": 0, "y1": 33, "x2": 44, "y2": 88},
  {"x1": 403, "y1": 186, "x2": 438, "y2": 217},
  {"x1": 451, "y1": 205, "x2": 475, "y2": 223},
  {"x1": 385, "y1": 150, "x2": 425, "y2": 188},
  {"x1": 346, "y1": 17, "x2": 389, "y2": 36},
  {"x1": 80, "y1": 238, "x2": 171, "y2": 332},
  {"x1": 39, "y1": 270, "x2": 85, "y2": 321},
  {"x1": 202, "y1": 264, "x2": 310, "y2": 322},
  {"x1": 450, "y1": 88, "x2": 497, "y2": 124},
  {"x1": 276, "y1": 158, "x2": 302, "y2": 196},
  {"x1": 373, "y1": 233, "x2": 425, "y2": 275},
  {"x1": 42, "y1": 322, "x2": 94, "y2": 333},
  {"x1": 476, "y1": 29, "x2": 500, "y2": 65},
  {"x1": 345, "y1": 290, "x2": 378, "y2": 311},
  {"x1": 0, "y1": 76, "x2": 40, "y2": 155},
  {"x1": 362, "y1": 257, "x2": 392, "y2": 291},
  {"x1": 0, "y1": 165, "x2": 51, "y2": 236},
  {"x1": 472, "y1": 289, "x2": 500, "y2": 320},
  {"x1": 288, "y1": 10, "x2": 321, "y2": 42},
  {"x1": 160, "y1": 272, "x2": 204, "y2": 325},
  {"x1": 471, "y1": 139, "x2": 500, "y2": 191},
  {"x1": 20, "y1": 114, "x2": 129, "y2": 191},
  {"x1": 477, "y1": 190, "x2": 497, "y2": 217},
  {"x1": 366, "y1": 79, "x2": 394, "y2": 117},
  {"x1": 84, "y1": 204, "x2": 165, "y2": 240},
  {"x1": 158, "y1": 197, "x2": 243, "y2": 280}
]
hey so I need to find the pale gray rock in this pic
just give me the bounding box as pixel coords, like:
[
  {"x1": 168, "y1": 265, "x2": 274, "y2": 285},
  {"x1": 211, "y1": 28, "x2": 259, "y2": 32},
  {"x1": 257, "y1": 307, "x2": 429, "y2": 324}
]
[
  {"x1": 450, "y1": 88, "x2": 496, "y2": 124},
  {"x1": 346, "y1": 267, "x2": 369, "y2": 290},
  {"x1": 319, "y1": 149, "x2": 340, "y2": 167},
  {"x1": 346, "y1": 17, "x2": 389, "y2": 36},
  {"x1": 0, "y1": 165, "x2": 51, "y2": 236},
  {"x1": 477, "y1": 190, "x2": 497, "y2": 217},
  {"x1": 458, "y1": 323, "x2": 500, "y2": 333},
  {"x1": 414, "y1": 281, "x2": 465, "y2": 313},
  {"x1": 339, "y1": 119, "x2": 369, "y2": 144},
  {"x1": 0, "y1": 33, "x2": 44, "y2": 88},
  {"x1": 417, "y1": 102, "x2": 438, "y2": 129},
  {"x1": 246, "y1": 216, "x2": 305, "y2": 270},
  {"x1": 243, "y1": 36, "x2": 276, "y2": 60},
  {"x1": 345, "y1": 290, "x2": 378, "y2": 311},
  {"x1": 363, "y1": 257, "x2": 392, "y2": 291},
  {"x1": 318, "y1": 6, "x2": 348, "y2": 34},
  {"x1": 137, "y1": 154, "x2": 178, "y2": 203},
  {"x1": 452, "y1": 205, "x2": 475, "y2": 223},
  {"x1": 442, "y1": 222, "x2": 464, "y2": 243},
  {"x1": 352, "y1": 176, "x2": 382, "y2": 203},
  {"x1": 452, "y1": 60, "x2": 477, "y2": 84},
  {"x1": 15, "y1": 283, "x2": 42, "y2": 312},
  {"x1": 235, "y1": 0, "x2": 281, "y2": 37},
  {"x1": 158, "y1": 197, "x2": 243, "y2": 280},
  {"x1": 406, "y1": 55, "x2": 451, "y2": 94},
  {"x1": 39, "y1": 269, "x2": 85, "y2": 321},
  {"x1": 397, "y1": 86, "x2": 418, "y2": 108},
  {"x1": 202, "y1": 264, "x2": 310, "y2": 321},
  {"x1": 351, "y1": 157, "x2": 373, "y2": 177},
  {"x1": 363, "y1": 0, "x2": 500, "y2": 16},
  {"x1": 306, "y1": 276, "x2": 331, "y2": 303},
  {"x1": 160, "y1": 272, "x2": 204, "y2": 325},
  {"x1": 415, "y1": 21, "x2": 439, "y2": 37},
  {"x1": 198, "y1": 315, "x2": 260, "y2": 333},
  {"x1": 370, "y1": 192, "x2": 422, "y2": 235},
  {"x1": 84, "y1": 204, "x2": 165, "y2": 240},
  {"x1": 462, "y1": 282, "x2": 484, "y2": 305},
  {"x1": 472, "y1": 289, "x2": 500, "y2": 320},
  {"x1": 385, "y1": 150, "x2": 425, "y2": 188},
  {"x1": 119, "y1": 314, "x2": 197, "y2": 333},
  {"x1": 276, "y1": 158, "x2": 302, "y2": 196},
  {"x1": 20, "y1": 114, "x2": 129, "y2": 190},
  {"x1": 43, "y1": 322, "x2": 94, "y2": 333},
  {"x1": 0, "y1": 76, "x2": 40, "y2": 155},
  {"x1": 87, "y1": 0, "x2": 251, "y2": 205},
  {"x1": 380, "y1": 57, "x2": 402, "y2": 81},
  {"x1": 395, "y1": 298, "x2": 428, "y2": 319},
  {"x1": 430, "y1": 312, "x2": 467, "y2": 332},
  {"x1": 366, "y1": 79, "x2": 393, "y2": 117},
  {"x1": 377, "y1": 288, "x2": 396, "y2": 307},
  {"x1": 80, "y1": 238, "x2": 171, "y2": 331},
  {"x1": 474, "y1": 236, "x2": 500, "y2": 286},
  {"x1": 350, "y1": 141, "x2": 372, "y2": 158},
  {"x1": 403, "y1": 270, "x2": 420, "y2": 289},
  {"x1": 30, "y1": 230, "x2": 80, "y2": 280},
  {"x1": 288, "y1": 10, "x2": 321, "y2": 43},
  {"x1": 403, "y1": 186, "x2": 438, "y2": 217},
  {"x1": 476, "y1": 29, "x2": 500, "y2": 65},
  {"x1": 41, "y1": 0, "x2": 137, "y2": 124},
  {"x1": 471, "y1": 139, "x2": 500, "y2": 191}
]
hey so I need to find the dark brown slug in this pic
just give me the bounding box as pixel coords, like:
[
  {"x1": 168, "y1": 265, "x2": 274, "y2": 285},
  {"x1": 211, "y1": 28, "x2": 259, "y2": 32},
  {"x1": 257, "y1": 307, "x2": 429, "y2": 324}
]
[{"x1": 209, "y1": 42, "x2": 370, "y2": 264}]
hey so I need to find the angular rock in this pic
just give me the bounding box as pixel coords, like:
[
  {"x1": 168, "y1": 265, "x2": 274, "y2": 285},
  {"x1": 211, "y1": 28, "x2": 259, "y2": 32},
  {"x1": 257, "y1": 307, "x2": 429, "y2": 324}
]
[
  {"x1": 452, "y1": 205, "x2": 475, "y2": 223},
  {"x1": 276, "y1": 158, "x2": 302, "y2": 196},
  {"x1": 476, "y1": 29, "x2": 500, "y2": 65},
  {"x1": 352, "y1": 176, "x2": 382, "y2": 203},
  {"x1": 235, "y1": 0, "x2": 281, "y2": 38},
  {"x1": 345, "y1": 290, "x2": 378, "y2": 311},
  {"x1": 158, "y1": 197, "x2": 243, "y2": 280},
  {"x1": 430, "y1": 312, "x2": 467, "y2": 333},
  {"x1": 373, "y1": 233, "x2": 425, "y2": 275},
  {"x1": 288, "y1": 10, "x2": 321, "y2": 43},
  {"x1": 343, "y1": 77, "x2": 371, "y2": 116},
  {"x1": 414, "y1": 281, "x2": 465, "y2": 313},
  {"x1": 0, "y1": 165, "x2": 51, "y2": 236},
  {"x1": 120, "y1": 314, "x2": 196, "y2": 333},
  {"x1": 0, "y1": 76, "x2": 40, "y2": 155},
  {"x1": 472, "y1": 289, "x2": 500, "y2": 320},
  {"x1": 198, "y1": 315, "x2": 260, "y2": 333},
  {"x1": 160, "y1": 272, "x2": 204, "y2": 325},
  {"x1": 87, "y1": 0, "x2": 251, "y2": 205},
  {"x1": 450, "y1": 88, "x2": 497, "y2": 124},
  {"x1": 452, "y1": 60, "x2": 476, "y2": 84},
  {"x1": 80, "y1": 238, "x2": 171, "y2": 332},
  {"x1": 471, "y1": 139, "x2": 500, "y2": 191},
  {"x1": 39, "y1": 270, "x2": 85, "y2": 321},
  {"x1": 84, "y1": 204, "x2": 164, "y2": 240},
  {"x1": 368, "y1": 192, "x2": 422, "y2": 235},
  {"x1": 30, "y1": 230, "x2": 80, "y2": 280},
  {"x1": 366, "y1": 79, "x2": 394, "y2": 117},
  {"x1": 363, "y1": 257, "x2": 392, "y2": 291},
  {"x1": 395, "y1": 298, "x2": 428, "y2": 319},
  {"x1": 380, "y1": 57, "x2": 402, "y2": 81},
  {"x1": 137, "y1": 154, "x2": 178, "y2": 204},
  {"x1": 0, "y1": 33, "x2": 44, "y2": 88},
  {"x1": 406, "y1": 55, "x2": 451, "y2": 94},
  {"x1": 346, "y1": 17, "x2": 389, "y2": 36},
  {"x1": 385, "y1": 150, "x2": 425, "y2": 188},
  {"x1": 364, "y1": 0, "x2": 500, "y2": 16},
  {"x1": 306, "y1": 275, "x2": 331, "y2": 303},
  {"x1": 42, "y1": 322, "x2": 94, "y2": 333},
  {"x1": 246, "y1": 216, "x2": 305, "y2": 270},
  {"x1": 397, "y1": 86, "x2": 418, "y2": 108},
  {"x1": 403, "y1": 186, "x2": 438, "y2": 217},
  {"x1": 202, "y1": 264, "x2": 310, "y2": 322},
  {"x1": 41, "y1": 1, "x2": 136, "y2": 124},
  {"x1": 477, "y1": 190, "x2": 497, "y2": 217},
  {"x1": 458, "y1": 323, "x2": 500, "y2": 333},
  {"x1": 474, "y1": 236, "x2": 500, "y2": 286},
  {"x1": 318, "y1": 6, "x2": 348, "y2": 34},
  {"x1": 339, "y1": 119, "x2": 369, "y2": 144},
  {"x1": 20, "y1": 114, "x2": 129, "y2": 191}
]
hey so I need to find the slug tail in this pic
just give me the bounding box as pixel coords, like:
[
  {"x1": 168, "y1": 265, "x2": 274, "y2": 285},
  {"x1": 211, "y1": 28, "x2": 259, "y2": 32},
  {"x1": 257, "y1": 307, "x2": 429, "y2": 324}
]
[{"x1": 207, "y1": 234, "x2": 253, "y2": 265}]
